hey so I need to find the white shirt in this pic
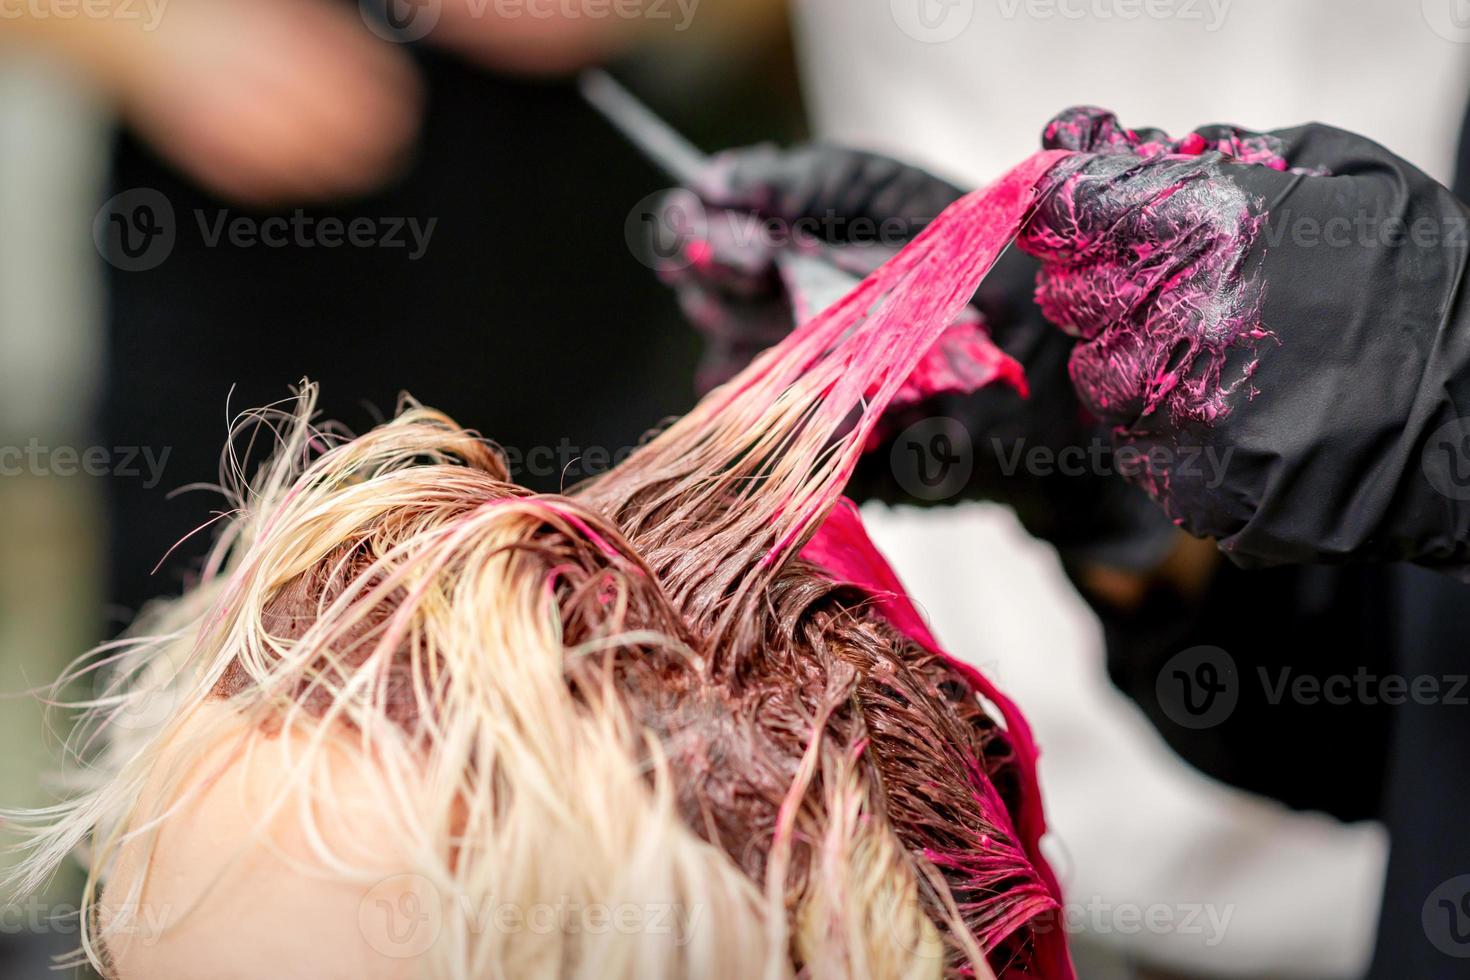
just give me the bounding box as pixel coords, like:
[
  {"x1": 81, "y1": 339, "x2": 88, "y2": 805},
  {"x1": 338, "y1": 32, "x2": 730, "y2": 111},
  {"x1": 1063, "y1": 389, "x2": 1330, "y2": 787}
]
[{"x1": 794, "y1": 0, "x2": 1469, "y2": 187}]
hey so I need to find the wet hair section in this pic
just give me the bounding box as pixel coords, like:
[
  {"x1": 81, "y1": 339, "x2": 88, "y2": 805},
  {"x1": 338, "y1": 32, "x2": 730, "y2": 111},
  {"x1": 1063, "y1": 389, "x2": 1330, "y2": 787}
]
[{"x1": 7, "y1": 152, "x2": 1075, "y2": 979}]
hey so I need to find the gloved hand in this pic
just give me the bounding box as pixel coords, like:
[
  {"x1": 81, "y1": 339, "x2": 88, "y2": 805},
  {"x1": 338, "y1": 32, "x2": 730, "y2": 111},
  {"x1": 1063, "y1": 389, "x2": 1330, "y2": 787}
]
[
  {"x1": 1021, "y1": 107, "x2": 1470, "y2": 574},
  {"x1": 650, "y1": 144, "x2": 969, "y2": 390},
  {"x1": 652, "y1": 143, "x2": 1177, "y2": 572}
]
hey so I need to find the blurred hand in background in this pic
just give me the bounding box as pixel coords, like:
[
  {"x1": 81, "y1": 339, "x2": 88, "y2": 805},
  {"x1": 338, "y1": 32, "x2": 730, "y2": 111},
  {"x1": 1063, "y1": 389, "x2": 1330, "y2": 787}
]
[
  {"x1": 7, "y1": 0, "x2": 423, "y2": 204},
  {"x1": 109, "y1": 0, "x2": 424, "y2": 205},
  {"x1": 2, "y1": 0, "x2": 667, "y2": 205},
  {"x1": 428, "y1": 0, "x2": 645, "y2": 74}
]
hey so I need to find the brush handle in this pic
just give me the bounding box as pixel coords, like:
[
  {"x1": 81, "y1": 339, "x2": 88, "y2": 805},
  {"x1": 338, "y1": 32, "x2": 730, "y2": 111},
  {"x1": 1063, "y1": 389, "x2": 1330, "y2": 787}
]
[{"x1": 578, "y1": 69, "x2": 709, "y2": 185}]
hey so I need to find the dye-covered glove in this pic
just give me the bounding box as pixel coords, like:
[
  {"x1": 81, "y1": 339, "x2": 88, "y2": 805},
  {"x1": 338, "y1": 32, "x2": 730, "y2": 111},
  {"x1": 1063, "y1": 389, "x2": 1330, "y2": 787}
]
[
  {"x1": 652, "y1": 143, "x2": 1177, "y2": 571},
  {"x1": 1022, "y1": 107, "x2": 1470, "y2": 576},
  {"x1": 650, "y1": 144, "x2": 968, "y2": 390}
]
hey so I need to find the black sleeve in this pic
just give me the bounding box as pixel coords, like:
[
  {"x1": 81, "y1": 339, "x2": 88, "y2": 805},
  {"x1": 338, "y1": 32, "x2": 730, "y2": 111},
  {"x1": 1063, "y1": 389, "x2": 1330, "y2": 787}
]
[{"x1": 1027, "y1": 115, "x2": 1470, "y2": 575}]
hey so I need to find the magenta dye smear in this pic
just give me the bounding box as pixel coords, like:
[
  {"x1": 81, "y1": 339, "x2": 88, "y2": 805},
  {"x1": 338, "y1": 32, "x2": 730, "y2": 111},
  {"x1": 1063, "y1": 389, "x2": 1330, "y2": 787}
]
[
  {"x1": 802, "y1": 500, "x2": 1070, "y2": 979},
  {"x1": 1020, "y1": 108, "x2": 1286, "y2": 436},
  {"x1": 1041, "y1": 106, "x2": 1294, "y2": 171},
  {"x1": 895, "y1": 310, "x2": 1030, "y2": 407},
  {"x1": 770, "y1": 149, "x2": 1076, "y2": 979},
  {"x1": 699, "y1": 149, "x2": 1075, "y2": 573}
]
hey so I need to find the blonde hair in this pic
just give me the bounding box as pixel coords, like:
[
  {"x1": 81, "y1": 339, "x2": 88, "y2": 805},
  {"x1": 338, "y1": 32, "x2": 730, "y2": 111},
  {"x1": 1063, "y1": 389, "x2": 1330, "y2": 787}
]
[{"x1": 7, "y1": 159, "x2": 1073, "y2": 979}]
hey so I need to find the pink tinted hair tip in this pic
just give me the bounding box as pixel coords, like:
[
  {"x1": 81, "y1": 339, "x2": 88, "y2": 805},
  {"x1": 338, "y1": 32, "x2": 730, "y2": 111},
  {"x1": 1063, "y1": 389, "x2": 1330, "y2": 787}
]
[{"x1": 781, "y1": 150, "x2": 1076, "y2": 976}]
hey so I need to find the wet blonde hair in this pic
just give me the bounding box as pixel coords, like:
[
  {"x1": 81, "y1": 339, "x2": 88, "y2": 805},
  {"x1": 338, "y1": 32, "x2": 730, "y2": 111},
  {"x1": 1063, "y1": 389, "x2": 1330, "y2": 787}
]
[{"x1": 8, "y1": 158, "x2": 1076, "y2": 979}]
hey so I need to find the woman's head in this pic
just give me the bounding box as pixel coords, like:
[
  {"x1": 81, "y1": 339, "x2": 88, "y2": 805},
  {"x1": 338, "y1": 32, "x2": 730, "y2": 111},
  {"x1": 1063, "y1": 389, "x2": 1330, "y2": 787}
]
[{"x1": 10, "y1": 157, "x2": 1075, "y2": 978}]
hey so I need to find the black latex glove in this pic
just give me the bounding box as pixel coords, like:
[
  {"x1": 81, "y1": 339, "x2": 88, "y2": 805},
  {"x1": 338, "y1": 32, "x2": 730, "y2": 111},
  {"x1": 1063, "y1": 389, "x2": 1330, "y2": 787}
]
[
  {"x1": 652, "y1": 142, "x2": 1177, "y2": 570},
  {"x1": 1022, "y1": 107, "x2": 1470, "y2": 576}
]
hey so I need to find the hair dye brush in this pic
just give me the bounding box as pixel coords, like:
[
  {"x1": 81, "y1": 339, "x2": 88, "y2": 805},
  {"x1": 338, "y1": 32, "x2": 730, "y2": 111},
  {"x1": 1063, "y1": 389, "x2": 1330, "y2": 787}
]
[{"x1": 580, "y1": 69, "x2": 866, "y2": 321}]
